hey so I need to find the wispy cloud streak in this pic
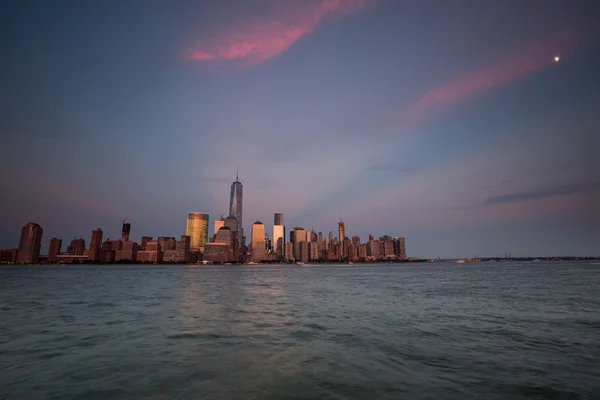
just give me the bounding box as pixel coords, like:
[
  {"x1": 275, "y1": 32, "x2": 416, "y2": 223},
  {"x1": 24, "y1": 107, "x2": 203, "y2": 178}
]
[
  {"x1": 449, "y1": 181, "x2": 600, "y2": 211},
  {"x1": 184, "y1": 0, "x2": 375, "y2": 69},
  {"x1": 388, "y1": 26, "x2": 593, "y2": 133}
]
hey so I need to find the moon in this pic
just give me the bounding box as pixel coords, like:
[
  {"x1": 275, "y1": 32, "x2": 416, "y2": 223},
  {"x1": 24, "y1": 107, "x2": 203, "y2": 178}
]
[{"x1": 554, "y1": 56, "x2": 560, "y2": 62}]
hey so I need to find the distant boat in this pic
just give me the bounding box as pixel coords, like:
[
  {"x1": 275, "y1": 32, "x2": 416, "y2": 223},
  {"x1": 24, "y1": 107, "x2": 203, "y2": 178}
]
[
  {"x1": 456, "y1": 259, "x2": 466, "y2": 264},
  {"x1": 533, "y1": 259, "x2": 541, "y2": 262},
  {"x1": 296, "y1": 262, "x2": 306, "y2": 266}
]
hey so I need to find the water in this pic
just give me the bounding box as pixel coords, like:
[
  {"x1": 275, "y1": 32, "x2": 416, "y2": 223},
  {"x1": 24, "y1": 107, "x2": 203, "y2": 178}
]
[{"x1": 1, "y1": 262, "x2": 599, "y2": 400}]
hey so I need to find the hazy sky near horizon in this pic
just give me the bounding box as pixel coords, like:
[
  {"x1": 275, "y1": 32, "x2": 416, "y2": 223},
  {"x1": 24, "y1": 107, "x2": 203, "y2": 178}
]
[{"x1": 1, "y1": 0, "x2": 599, "y2": 258}]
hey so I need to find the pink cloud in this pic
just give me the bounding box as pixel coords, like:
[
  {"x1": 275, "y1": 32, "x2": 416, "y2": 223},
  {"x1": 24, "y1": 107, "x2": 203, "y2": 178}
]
[
  {"x1": 184, "y1": 0, "x2": 375, "y2": 69},
  {"x1": 388, "y1": 26, "x2": 594, "y2": 133}
]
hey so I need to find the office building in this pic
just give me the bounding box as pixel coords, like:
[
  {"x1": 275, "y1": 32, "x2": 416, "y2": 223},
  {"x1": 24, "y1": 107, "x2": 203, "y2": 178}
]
[
  {"x1": 273, "y1": 213, "x2": 285, "y2": 257},
  {"x1": 284, "y1": 242, "x2": 294, "y2": 262},
  {"x1": 205, "y1": 227, "x2": 237, "y2": 263},
  {"x1": 89, "y1": 229, "x2": 103, "y2": 262},
  {"x1": 0, "y1": 249, "x2": 18, "y2": 263},
  {"x1": 67, "y1": 239, "x2": 86, "y2": 256},
  {"x1": 229, "y1": 168, "x2": 243, "y2": 245},
  {"x1": 214, "y1": 217, "x2": 225, "y2": 235},
  {"x1": 298, "y1": 241, "x2": 309, "y2": 263},
  {"x1": 274, "y1": 213, "x2": 284, "y2": 226},
  {"x1": 137, "y1": 240, "x2": 161, "y2": 263},
  {"x1": 163, "y1": 235, "x2": 191, "y2": 263},
  {"x1": 186, "y1": 212, "x2": 209, "y2": 251},
  {"x1": 116, "y1": 240, "x2": 138, "y2": 262},
  {"x1": 140, "y1": 236, "x2": 153, "y2": 250},
  {"x1": 338, "y1": 221, "x2": 345, "y2": 258},
  {"x1": 48, "y1": 238, "x2": 62, "y2": 263},
  {"x1": 399, "y1": 237, "x2": 406, "y2": 259},
  {"x1": 273, "y1": 225, "x2": 285, "y2": 256},
  {"x1": 309, "y1": 241, "x2": 319, "y2": 261},
  {"x1": 293, "y1": 227, "x2": 306, "y2": 261},
  {"x1": 159, "y1": 237, "x2": 176, "y2": 252},
  {"x1": 17, "y1": 222, "x2": 43, "y2": 263},
  {"x1": 250, "y1": 221, "x2": 266, "y2": 262}
]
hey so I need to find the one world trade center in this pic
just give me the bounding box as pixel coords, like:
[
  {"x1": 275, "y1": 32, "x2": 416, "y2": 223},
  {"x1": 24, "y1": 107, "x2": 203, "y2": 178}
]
[{"x1": 229, "y1": 167, "x2": 243, "y2": 246}]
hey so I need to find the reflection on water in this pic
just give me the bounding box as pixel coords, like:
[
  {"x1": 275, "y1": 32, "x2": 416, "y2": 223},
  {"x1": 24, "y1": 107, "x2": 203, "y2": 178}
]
[{"x1": 1, "y1": 263, "x2": 599, "y2": 399}]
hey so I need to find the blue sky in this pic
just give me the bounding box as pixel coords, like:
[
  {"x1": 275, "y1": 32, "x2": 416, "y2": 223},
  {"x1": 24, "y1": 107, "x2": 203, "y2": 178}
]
[{"x1": 1, "y1": 0, "x2": 598, "y2": 257}]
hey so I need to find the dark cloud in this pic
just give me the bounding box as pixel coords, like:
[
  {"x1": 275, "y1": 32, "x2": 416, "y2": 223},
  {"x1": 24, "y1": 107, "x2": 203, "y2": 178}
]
[
  {"x1": 366, "y1": 163, "x2": 420, "y2": 173},
  {"x1": 451, "y1": 181, "x2": 600, "y2": 211},
  {"x1": 482, "y1": 181, "x2": 600, "y2": 206}
]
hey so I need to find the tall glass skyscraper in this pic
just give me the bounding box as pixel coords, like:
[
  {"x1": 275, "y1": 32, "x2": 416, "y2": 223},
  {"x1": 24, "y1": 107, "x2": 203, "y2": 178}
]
[
  {"x1": 186, "y1": 212, "x2": 209, "y2": 251},
  {"x1": 273, "y1": 213, "x2": 285, "y2": 257},
  {"x1": 229, "y1": 168, "x2": 243, "y2": 246}
]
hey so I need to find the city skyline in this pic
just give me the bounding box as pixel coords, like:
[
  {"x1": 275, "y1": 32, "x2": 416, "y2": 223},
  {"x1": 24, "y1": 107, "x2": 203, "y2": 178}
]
[{"x1": 1, "y1": 1, "x2": 598, "y2": 258}]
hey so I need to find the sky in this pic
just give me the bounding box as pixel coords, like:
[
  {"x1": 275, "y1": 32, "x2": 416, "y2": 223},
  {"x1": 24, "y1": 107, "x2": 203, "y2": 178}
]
[{"x1": 1, "y1": 0, "x2": 599, "y2": 258}]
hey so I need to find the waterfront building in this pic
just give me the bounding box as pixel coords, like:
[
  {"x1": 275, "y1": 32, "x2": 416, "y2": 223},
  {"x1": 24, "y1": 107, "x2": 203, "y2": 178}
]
[
  {"x1": 318, "y1": 232, "x2": 323, "y2": 242},
  {"x1": 274, "y1": 227, "x2": 285, "y2": 255},
  {"x1": 229, "y1": 168, "x2": 243, "y2": 245},
  {"x1": 309, "y1": 241, "x2": 319, "y2": 261},
  {"x1": 67, "y1": 238, "x2": 86, "y2": 256},
  {"x1": 89, "y1": 229, "x2": 103, "y2": 262},
  {"x1": 140, "y1": 236, "x2": 152, "y2": 250},
  {"x1": 186, "y1": 212, "x2": 209, "y2": 251},
  {"x1": 0, "y1": 249, "x2": 18, "y2": 263},
  {"x1": 158, "y1": 237, "x2": 176, "y2": 252},
  {"x1": 293, "y1": 227, "x2": 306, "y2": 261},
  {"x1": 343, "y1": 237, "x2": 353, "y2": 260},
  {"x1": 358, "y1": 245, "x2": 367, "y2": 259},
  {"x1": 338, "y1": 221, "x2": 345, "y2": 258},
  {"x1": 203, "y1": 243, "x2": 229, "y2": 263},
  {"x1": 368, "y1": 239, "x2": 381, "y2": 259},
  {"x1": 250, "y1": 221, "x2": 266, "y2": 262},
  {"x1": 273, "y1": 213, "x2": 285, "y2": 258},
  {"x1": 352, "y1": 235, "x2": 361, "y2": 247},
  {"x1": 384, "y1": 240, "x2": 395, "y2": 258},
  {"x1": 163, "y1": 235, "x2": 191, "y2": 263},
  {"x1": 17, "y1": 222, "x2": 43, "y2": 263},
  {"x1": 48, "y1": 238, "x2": 62, "y2": 263},
  {"x1": 137, "y1": 240, "x2": 161, "y2": 263},
  {"x1": 399, "y1": 237, "x2": 407, "y2": 259},
  {"x1": 285, "y1": 242, "x2": 294, "y2": 262},
  {"x1": 205, "y1": 227, "x2": 237, "y2": 263},
  {"x1": 116, "y1": 241, "x2": 138, "y2": 262},
  {"x1": 298, "y1": 241, "x2": 309, "y2": 263}
]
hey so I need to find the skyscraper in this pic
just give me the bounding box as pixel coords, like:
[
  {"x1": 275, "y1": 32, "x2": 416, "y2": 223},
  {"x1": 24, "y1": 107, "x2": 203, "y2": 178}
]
[
  {"x1": 273, "y1": 213, "x2": 285, "y2": 257},
  {"x1": 250, "y1": 221, "x2": 266, "y2": 262},
  {"x1": 48, "y1": 237, "x2": 62, "y2": 263},
  {"x1": 274, "y1": 213, "x2": 283, "y2": 226},
  {"x1": 67, "y1": 238, "x2": 86, "y2": 255},
  {"x1": 229, "y1": 167, "x2": 243, "y2": 244},
  {"x1": 17, "y1": 222, "x2": 43, "y2": 263},
  {"x1": 186, "y1": 212, "x2": 209, "y2": 251},
  {"x1": 399, "y1": 237, "x2": 406, "y2": 259},
  {"x1": 338, "y1": 221, "x2": 345, "y2": 259},
  {"x1": 293, "y1": 227, "x2": 306, "y2": 261},
  {"x1": 89, "y1": 228, "x2": 103, "y2": 262},
  {"x1": 122, "y1": 221, "x2": 131, "y2": 242},
  {"x1": 214, "y1": 217, "x2": 225, "y2": 235}
]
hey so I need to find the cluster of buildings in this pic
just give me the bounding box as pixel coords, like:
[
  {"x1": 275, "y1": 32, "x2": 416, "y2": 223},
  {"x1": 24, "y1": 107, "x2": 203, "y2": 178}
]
[{"x1": 0, "y1": 170, "x2": 408, "y2": 264}]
